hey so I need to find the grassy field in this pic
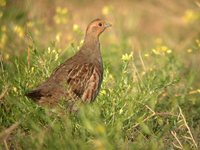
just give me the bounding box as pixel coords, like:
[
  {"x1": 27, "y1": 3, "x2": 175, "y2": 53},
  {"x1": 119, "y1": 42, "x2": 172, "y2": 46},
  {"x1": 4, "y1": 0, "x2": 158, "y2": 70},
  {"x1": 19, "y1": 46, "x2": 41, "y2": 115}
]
[{"x1": 0, "y1": 0, "x2": 200, "y2": 149}]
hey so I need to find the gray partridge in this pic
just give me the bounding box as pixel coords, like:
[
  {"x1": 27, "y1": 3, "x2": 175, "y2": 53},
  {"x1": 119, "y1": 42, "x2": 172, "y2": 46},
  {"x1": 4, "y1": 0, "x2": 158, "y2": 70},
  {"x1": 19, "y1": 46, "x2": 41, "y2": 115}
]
[{"x1": 26, "y1": 19, "x2": 111, "y2": 107}]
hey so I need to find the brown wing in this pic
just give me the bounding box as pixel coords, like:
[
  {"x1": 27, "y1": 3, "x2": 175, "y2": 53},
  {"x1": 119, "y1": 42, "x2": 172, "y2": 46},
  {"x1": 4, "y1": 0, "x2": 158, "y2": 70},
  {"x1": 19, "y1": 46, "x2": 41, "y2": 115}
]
[
  {"x1": 65, "y1": 63, "x2": 94, "y2": 100},
  {"x1": 51, "y1": 62, "x2": 102, "y2": 102},
  {"x1": 64, "y1": 63, "x2": 102, "y2": 102},
  {"x1": 27, "y1": 60, "x2": 102, "y2": 104},
  {"x1": 81, "y1": 66, "x2": 102, "y2": 102}
]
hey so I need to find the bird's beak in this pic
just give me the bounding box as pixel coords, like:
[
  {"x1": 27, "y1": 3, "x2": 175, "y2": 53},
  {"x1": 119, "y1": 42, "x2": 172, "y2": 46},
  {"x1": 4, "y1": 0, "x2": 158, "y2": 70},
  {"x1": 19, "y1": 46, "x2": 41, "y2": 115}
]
[{"x1": 105, "y1": 22, "x2": 112, "y2": 28}]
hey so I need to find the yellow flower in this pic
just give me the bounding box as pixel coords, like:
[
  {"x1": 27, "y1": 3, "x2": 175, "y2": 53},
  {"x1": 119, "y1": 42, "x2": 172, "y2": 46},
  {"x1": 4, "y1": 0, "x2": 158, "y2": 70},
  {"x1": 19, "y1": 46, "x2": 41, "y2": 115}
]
[
  {"x1": 31, "y1": 67, "x2": 35, "y2": 73},
  {"x1": 187, "y1": 49, "x2": 192, "y2": 53},
  {"x1": 73, "y1": 24, "x2": 79, "y2": 32},
  {"x1": 56, "y1": 7, "x2": 68, "y2": 15},
  {"x1": 182, "y1": 10, "x2": 199, "y2": 24},
  {"x1": 4, "y1": 53, "x2": 9, "y2": 60},
  {"x1": 166, "y1": 49, "x2": 172, "y2": 54},
  {"x1": 55, "y1": 53, "x2": 58, "y2": 61},
  {"x1": 161, "y1": 46, "x2": 168, "y2": 52},
  {"x1": 100, "y1": 89, "x2": 106, "y2": 95},
  {"x1": 26, "y1": 21, "x2": 34, "y2": 28},
  {"x1": 52, "y1": 49, "x2": 56, "y2": 54},
  {"x1": 196, "y1": 39, "x2": 200, "y2": 47},
  {"x1": 189, "y1": 89, "x2": 200, "y2": 94},
  {"x1": 56, "y1": 32, "x2": 61, "y2": 43},
  {"x1": 152, "y1": 45, "x2": 172, "y2": 55},
  {"x1": 121, "y1": 52, "x2": 133, "y2": 61},
  {"x1": 152, "y1": 48, "x2": 160, "y2": 55},
  {"x1": 54, "y1": 7, "x2": 68, "y2": 24},
  {"x1": 13, "y1": 25, "x2": 24, "y2": 38},
  {"x1": 102, "y1": 6, "x2": 112, "y2": 15},
  {"x1": 47, "y1": 47, "x2": 51, "y2": 53},
  {"x1": 13, "y1": 87, "x2": 17, "y2": 92},
  {"x1": 0, "y1": 33, "x2": 7, "y2": 49},
  {"x1": 119, "y1": 108, "x2": 123, "y2": 114},
  {"x1": 80, "y1": 39, "x2": 84, "y2": 45}
]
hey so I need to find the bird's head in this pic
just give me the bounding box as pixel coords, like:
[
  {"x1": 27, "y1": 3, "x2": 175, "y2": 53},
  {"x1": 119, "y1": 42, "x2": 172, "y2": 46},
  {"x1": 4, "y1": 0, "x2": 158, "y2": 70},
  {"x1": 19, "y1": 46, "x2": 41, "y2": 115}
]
[{"x1": 86, "y1": 18, "x2": 112, "y2": 38}]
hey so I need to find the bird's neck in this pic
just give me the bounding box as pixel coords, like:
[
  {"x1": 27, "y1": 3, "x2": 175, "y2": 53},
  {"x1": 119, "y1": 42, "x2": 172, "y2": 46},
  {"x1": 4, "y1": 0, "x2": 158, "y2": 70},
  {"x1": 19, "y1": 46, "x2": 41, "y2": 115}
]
[
  {"x1": 80, "y1": 33, "x2": 102, "y2": 59},
  {"x1": 77, "y1": 34, "x2": 102, "y2": 65},
  {"x1": 83, "y1": 33, "x2": 99, "y2": 50}
]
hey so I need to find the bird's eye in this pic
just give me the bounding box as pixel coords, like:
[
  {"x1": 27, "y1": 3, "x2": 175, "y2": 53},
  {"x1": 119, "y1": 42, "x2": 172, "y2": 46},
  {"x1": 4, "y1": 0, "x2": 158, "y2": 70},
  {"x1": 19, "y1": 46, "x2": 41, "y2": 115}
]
[{"x1": 98, "y1": 23, "x2": 102, "y2": 27}]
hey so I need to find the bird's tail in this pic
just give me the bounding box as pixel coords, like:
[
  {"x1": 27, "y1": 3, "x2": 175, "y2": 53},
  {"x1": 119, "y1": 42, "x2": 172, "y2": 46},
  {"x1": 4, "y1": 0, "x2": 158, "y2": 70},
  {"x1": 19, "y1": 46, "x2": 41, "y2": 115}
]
[{"x1": 25, "y1": 89, "x2": 42, "y2": 101}]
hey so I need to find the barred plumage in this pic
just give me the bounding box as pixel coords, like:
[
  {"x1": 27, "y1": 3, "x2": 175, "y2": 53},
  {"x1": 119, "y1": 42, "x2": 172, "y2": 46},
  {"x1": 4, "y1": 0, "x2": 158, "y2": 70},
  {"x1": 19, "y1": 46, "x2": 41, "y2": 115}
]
[{"x1": 26, "y1": 19, "x2": 111, "y2": 108}]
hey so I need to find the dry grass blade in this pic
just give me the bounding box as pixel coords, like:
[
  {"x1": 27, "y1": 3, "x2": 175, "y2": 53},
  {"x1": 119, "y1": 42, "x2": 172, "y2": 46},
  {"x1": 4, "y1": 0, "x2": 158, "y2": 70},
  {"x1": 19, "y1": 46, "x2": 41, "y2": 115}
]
[
  {"x1": 0, "y1": 86, "x2": 9, "y2": 101},
  {"x1": 132, "y1": 113, "x2": 155, "y2": 128},
  {"x1": 0, "y1": 122, "x2": 20, "y2": 142},
  {"x1": 27, "y1": 47, "x2": 31, "y2": 68},
  {"x1": 132, "y1": 104, "x2": 177, "y2": 128},
  {"x1": 3, "y1": 140, "x2": 9, "y2": 150},
  {"x1": 181, "y1": 135, "x2": 192, "y2": 141},
  {"x1": 171, "y1": 131, "x2": 183, "y2": 150},
  {"x1": 139, "y1": 51, "x2": 146, "y2": 71},
  {"x1": 132, "y1": 105, "x2": 156, "y2": 128},
  {"x1": 172, "y1": 142, "x2": 183, "y2": 150},
  {"x1": 178, "y1": 106, "x2": 198, "y2": 149}
]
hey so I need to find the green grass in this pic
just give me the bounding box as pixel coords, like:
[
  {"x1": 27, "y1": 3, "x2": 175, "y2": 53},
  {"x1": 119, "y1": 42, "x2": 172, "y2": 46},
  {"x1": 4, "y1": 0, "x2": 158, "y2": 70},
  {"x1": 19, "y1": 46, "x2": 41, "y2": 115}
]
[
  {"x1": 1, "y1": 42, "x2": 199, "y2": 149},
  {"x1": 0, "y1": 0, "x2": 200, "y2": 149}
]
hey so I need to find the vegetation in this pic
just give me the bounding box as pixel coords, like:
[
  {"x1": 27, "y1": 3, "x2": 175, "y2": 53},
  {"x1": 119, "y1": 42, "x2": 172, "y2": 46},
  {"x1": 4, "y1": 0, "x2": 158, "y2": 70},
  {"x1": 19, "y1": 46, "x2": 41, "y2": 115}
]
[{"x1": 0, "y1": 0, "x2": 200, "y2": 149}]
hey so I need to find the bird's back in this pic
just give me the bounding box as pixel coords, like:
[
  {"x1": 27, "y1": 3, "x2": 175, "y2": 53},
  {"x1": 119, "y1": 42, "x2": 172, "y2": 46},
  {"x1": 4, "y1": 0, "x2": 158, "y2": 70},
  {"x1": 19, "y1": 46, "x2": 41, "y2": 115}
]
[{"x1": 26, "y1": 50, "x2": 103, "y2": 105}]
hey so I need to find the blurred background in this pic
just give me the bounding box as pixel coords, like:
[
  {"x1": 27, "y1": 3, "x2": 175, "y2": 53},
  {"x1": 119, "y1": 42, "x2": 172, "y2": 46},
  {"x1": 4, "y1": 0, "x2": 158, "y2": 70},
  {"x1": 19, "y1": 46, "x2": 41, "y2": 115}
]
[{"x1": 0, "y1": 0, "x2": 199, "y2": 57}]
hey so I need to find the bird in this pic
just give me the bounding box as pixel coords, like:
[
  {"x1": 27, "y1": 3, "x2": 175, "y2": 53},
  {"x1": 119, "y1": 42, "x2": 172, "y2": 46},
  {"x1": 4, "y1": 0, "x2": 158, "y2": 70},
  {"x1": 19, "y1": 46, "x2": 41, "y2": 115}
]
[{"x1": 26, "y1": 18, "x2": 111, "y2": 109}]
